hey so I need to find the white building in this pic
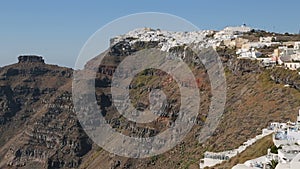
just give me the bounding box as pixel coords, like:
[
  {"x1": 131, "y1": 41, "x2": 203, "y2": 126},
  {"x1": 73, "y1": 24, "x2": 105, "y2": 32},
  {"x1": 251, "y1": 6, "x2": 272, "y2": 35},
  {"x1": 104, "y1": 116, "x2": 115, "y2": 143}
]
[
  {"x1": 237, "y1": 48, "x2": 262, "y2": 58},
  {"x1": 223, "y1": 25, "x2": 252, "y2": 34},
  {"x1": 283, "y1": 62, "x2": 300, "y2": 70},
  {"x1": 276, "y1": 153, "x2": 300, "y2": 169},
  {"x1": 214, "y1": 25, "x2": 251, "y2": 40},
  {"x1": 260, "y1": 36, "x2": 274, "y2": 43},
  {"x1": 277, "y1": 45, "x2": 300, "y2": 70}
]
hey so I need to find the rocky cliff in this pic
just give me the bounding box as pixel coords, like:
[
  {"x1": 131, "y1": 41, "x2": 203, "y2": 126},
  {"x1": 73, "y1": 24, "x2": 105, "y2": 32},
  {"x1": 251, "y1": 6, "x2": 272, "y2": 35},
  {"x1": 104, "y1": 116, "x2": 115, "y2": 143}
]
[
  {"x1": 0, "y1": 56, "x2": 92, "y2": 169},
  {"x1": 78, "y1": 40, "x2": 300, "y2": 169}
]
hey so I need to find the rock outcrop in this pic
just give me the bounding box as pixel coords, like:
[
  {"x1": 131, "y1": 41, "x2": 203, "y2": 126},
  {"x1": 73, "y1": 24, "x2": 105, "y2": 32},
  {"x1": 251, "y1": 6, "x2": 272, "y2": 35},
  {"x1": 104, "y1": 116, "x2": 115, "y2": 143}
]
[{"x1": 18, "y1": 55, "x2": 45, "y2": 64}]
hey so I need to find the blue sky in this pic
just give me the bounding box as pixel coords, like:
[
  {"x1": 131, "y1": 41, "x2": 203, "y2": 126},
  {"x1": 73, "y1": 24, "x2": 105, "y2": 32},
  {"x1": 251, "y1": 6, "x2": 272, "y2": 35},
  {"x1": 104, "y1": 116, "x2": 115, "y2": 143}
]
[{"x1": 1, "y1": 0, "x2": 300, "y2": 68}]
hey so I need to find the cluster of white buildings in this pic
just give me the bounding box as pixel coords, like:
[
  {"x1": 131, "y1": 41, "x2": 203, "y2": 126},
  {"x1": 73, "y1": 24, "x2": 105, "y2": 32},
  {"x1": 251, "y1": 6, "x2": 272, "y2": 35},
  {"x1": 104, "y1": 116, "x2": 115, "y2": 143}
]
[
  {"x1": 110, "y1": 27, "x2": 216, "y2": 52},
  {"x1": 224, "y1": 35, "x2": 280, "y2": 68},
  {"x1": 227, "y1": 35, "x2": 300, "y2": 71},
  {"x1": 232, "y1": 109, "x2": 300, "y2": 169},
  {"x1": 235, "y1": 37, "x2": 280, "y2": 59},
  {"x1": 276, "y1": 42, "x2": 300, "y2": 70},
  {"x1": 218, "y1": 27, "x2": 300, "y2": 71},
  {"x1": 111, "y1": 26, "x2": 300, "y2": 72},
  {"x1": 110, "y1": 25, "x2": 254, "y2": 54}
]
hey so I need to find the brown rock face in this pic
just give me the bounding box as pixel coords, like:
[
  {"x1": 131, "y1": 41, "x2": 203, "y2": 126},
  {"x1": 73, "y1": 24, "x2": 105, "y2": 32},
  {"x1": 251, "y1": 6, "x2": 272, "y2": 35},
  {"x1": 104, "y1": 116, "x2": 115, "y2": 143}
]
[{"x1": 0, "y1": 58, "x2": 92, "y2": 169}]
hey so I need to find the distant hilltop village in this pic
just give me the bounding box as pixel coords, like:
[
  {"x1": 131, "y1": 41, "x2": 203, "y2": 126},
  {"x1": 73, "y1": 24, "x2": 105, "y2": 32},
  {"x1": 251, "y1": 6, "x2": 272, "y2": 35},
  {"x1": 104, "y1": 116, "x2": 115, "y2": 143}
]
[
  {"x1": 110, "y1": 25, "x2": 252, "y2": 51},
  {"x1": 111, "y1": 25, "x2": 300, "y2": 71},
  {"x1": 18, "y1": 55, "x2": 45, "y2": 64}
]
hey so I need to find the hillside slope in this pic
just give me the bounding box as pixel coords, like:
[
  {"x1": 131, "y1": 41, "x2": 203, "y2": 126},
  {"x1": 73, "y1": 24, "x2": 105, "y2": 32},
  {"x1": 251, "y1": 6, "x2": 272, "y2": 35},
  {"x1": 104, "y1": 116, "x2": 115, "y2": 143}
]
[{"x1": 1, "y1": 42, "x2": 300, "y2": 169}]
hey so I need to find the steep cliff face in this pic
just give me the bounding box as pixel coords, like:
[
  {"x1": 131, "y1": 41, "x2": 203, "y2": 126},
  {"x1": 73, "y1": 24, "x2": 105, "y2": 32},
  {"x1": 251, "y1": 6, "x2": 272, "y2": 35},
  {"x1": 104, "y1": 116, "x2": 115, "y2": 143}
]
[
  {"x1": 268, "y1": 67, "x2": 300, "y2": 90},
  {"x1": 77, "y1": 40, "x2": 212, "y2": 169},
  {"x1": 226, "y1": 58, "x2": 262, "y2": 75},
  {"x1": 79, "y1": 41, "x2": 300, "y2": 169},
  {"x1": 0, "y1": 57, "x2": 92, "y2": 169},
  {"x1": 0, "y1": 85, "x2": 21, "y2": 125}
]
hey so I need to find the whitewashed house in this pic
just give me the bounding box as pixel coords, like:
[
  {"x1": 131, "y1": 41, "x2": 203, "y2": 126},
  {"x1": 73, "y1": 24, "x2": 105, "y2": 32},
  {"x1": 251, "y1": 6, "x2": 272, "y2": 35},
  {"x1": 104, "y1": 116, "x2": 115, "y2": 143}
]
[
  {"x1": 223, "y1": 25, "x2": 252, "y2": 34},
  {"x1": 284, "y1": 62, "x2": 300, "y2": 70},
  {"x1": 237, "y1": 48, "x2": 262, "y2": 58},
  {"x1": 260, "y1": 36, "x2": 274, "y2": 43},
  {"x1": 294, "y1": 42, "x2": 300, "y2": 50},
  {"x1": 277, "y1": 45, "x2": 300, "y2": 70}
]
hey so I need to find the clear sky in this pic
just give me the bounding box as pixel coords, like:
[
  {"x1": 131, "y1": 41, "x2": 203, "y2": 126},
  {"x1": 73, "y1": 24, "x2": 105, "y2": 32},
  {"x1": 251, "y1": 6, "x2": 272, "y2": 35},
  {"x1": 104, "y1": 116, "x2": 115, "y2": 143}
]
[{"x1": 1, "y1": 0, "x2": 300, "y2": 68}]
